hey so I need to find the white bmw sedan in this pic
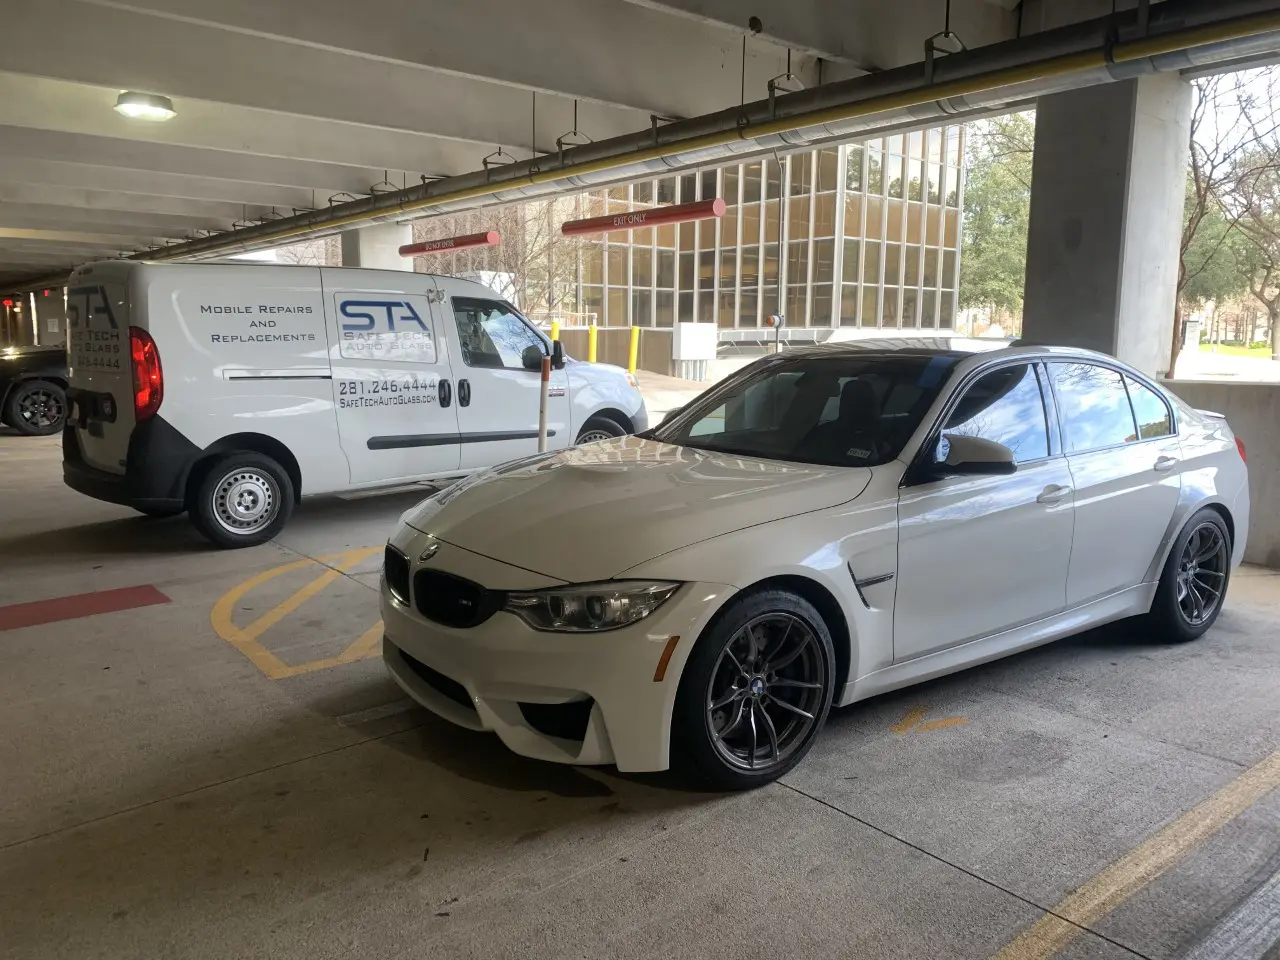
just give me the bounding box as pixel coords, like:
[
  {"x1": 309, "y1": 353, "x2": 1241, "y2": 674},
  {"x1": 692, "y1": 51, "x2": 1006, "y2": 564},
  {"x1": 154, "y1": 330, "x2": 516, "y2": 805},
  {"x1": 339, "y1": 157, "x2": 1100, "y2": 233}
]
[{"x1": 381, "y1": 341, "x2": 1249, "y2": 789}]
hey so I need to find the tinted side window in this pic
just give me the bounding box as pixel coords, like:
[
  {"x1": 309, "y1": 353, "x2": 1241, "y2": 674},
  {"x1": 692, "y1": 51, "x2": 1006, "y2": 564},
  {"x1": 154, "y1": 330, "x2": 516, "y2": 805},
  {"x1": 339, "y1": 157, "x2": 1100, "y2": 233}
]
[
  {"x1": 451, "y1": 297, "x2": 542, "y2": 369},
  {"x1": 942, "y1": 363, "x2": 1049, "y2": 463},
  {"x1": 1051, "y1": 362, "x2": 1138, "y2": 453},
  {"x1": 1125, "y1": 376, "x2": 1174, "y2": 439}
]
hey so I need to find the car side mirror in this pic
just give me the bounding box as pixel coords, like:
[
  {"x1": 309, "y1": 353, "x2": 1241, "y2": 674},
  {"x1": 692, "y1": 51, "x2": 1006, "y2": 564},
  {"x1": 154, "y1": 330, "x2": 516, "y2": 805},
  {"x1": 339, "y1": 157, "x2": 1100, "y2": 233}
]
[
  {"x1": 551, "y1": 339, "x2": 565, "y2": 370},
  {"x1": 930, "y1": 433, "x2": 1017, "y2": 477},
  {"x1": 521, "y1": 345, "x2": 544, "y2": 370}
]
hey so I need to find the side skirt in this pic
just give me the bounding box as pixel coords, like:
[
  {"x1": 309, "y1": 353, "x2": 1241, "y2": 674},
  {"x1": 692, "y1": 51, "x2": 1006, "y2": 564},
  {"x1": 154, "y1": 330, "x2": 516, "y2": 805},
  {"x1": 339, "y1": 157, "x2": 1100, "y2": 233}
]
[{"x1": 838, "y1": 583, "x2": 1158, "y2": 707}]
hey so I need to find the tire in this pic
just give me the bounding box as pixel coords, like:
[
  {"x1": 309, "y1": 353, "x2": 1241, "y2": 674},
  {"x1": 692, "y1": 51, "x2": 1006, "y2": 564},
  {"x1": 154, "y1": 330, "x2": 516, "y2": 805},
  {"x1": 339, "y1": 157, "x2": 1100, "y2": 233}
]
[
  {"x1": 4, "y1": 380, "x2": 66, "y2": 436},
  {"x1": 672, "y1": 588, "x2": 836, "y2": 790},
  {"x1": 575, "y1": 415, "x2": 628, "y2": 445},
  {"x1": 190, "y1": 453, "x2": 294, "y2": 549},
  {"x1": 1145, "y1": 508, "x2": 1232, "y2": 643}
]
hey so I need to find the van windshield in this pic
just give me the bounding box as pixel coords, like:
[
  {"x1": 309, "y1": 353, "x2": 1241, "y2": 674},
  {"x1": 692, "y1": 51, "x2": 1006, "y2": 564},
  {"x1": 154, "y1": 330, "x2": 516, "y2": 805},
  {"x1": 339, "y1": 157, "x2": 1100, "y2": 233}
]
[{"x1": 648, "y1": 354, "x2": 958, "y2": 468}]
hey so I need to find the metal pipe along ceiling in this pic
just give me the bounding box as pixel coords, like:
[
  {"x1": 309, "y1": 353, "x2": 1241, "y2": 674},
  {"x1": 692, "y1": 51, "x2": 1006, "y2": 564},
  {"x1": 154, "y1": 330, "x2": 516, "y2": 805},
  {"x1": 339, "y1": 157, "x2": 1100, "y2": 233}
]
[{"x1": 30, "y1": 0, "x2": 1280, "y2": 275}]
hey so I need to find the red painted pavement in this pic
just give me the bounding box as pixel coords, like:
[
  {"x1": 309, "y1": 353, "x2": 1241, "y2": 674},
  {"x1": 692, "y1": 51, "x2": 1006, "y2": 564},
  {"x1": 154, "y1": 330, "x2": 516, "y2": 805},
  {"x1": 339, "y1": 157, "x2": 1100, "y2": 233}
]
[{"x1": 0, "y1": 585, "x2": 171, "y2": 632}]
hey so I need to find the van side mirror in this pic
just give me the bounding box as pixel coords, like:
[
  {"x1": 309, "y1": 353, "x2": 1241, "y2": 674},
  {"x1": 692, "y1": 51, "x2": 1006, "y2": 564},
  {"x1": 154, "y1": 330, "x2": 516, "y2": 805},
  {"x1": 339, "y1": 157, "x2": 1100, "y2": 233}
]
[
  {"x1": 928, "y1": 433, "x2": 1017, "y2": 478},
  {"x1": 551, "y1": 339, "x2": 565, "y2": 370},
  {"x1": 659, "y1": 405, "x2": 683, "y2": 426},
  {"x1": 521, "y1": 345, "x2": 543, "y2": 370}
]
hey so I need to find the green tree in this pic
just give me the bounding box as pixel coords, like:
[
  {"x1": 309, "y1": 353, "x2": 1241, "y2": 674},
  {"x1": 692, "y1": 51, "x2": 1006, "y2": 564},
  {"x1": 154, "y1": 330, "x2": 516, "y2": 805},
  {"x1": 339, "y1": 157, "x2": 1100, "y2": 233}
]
[
  {"x1": 1179, "y1": 183, "x2": 1245, "y2": 310},
  {"x1": 959, "y1": 112, "x2": 1034, "y2": 326}
]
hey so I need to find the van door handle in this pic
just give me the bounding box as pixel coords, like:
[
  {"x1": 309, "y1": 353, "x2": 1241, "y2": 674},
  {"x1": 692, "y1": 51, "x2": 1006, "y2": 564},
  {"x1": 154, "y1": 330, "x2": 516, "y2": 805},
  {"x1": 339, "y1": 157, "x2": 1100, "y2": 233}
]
[
  {"x1": 1036, "y1": 484, "x2": 1072, "y2": 505},
  {"x1": 457, "y1": 379, "x2": 471, "y2": 407},
  {"x1": 438, "y1": 378, "x2": 452, "y2": 408},
  {"x1": 1154, "y1": 455, "x2": 1179, "y2": 473}
]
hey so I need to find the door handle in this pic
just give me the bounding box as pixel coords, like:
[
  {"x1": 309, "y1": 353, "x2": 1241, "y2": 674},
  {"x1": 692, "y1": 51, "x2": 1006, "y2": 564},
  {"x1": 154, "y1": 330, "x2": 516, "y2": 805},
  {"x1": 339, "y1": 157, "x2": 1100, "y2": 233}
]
[
  {"x1": 457, "y1": 379, "x2": 471, "y2": 407},
  {"x1": 1036, "y1": 484, "x2": 1072, "y2": 505},
  {"x1": 1154, "y1": 455, "x2": 1179, "y2": 473},
  {"x1": 438, "y1": 378, "x2": 452, "y2": 408}
]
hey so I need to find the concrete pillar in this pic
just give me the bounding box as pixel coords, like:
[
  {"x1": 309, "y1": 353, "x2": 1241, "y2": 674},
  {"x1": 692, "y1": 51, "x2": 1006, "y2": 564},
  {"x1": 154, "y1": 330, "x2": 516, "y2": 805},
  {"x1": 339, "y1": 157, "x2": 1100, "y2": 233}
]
[
  {"x1": 1022, "y1": 74, "x2": 1192, "y2": 376},
  {"x1": 339, "y1": 222, "x2": 413, "y2": 271}
]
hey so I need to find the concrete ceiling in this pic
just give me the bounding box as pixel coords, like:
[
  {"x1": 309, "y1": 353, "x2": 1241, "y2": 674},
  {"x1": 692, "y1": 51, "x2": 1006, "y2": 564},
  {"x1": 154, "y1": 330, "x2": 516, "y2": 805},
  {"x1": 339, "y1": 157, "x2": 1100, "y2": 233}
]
[{"x1": 0, "y1": 0, "x2": 1124, "y2": 289}]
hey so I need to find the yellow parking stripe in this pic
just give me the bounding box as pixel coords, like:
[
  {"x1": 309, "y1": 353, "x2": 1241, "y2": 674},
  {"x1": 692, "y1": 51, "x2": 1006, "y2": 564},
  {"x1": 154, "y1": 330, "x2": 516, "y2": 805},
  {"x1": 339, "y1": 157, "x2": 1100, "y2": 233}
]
[
  {"x1": 210, "y1": 548, "x2": 381, "y2": 680},
  {"x1": 992, "y1": 749, "x2": 1280, "y2": 960}
]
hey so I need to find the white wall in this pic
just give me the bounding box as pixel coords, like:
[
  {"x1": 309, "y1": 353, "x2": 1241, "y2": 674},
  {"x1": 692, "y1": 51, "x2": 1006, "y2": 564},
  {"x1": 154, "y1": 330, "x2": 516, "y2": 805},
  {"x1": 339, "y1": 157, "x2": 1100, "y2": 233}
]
[{"x1": 1165, "y1": 379, "x2": 1280, "y2": 568}]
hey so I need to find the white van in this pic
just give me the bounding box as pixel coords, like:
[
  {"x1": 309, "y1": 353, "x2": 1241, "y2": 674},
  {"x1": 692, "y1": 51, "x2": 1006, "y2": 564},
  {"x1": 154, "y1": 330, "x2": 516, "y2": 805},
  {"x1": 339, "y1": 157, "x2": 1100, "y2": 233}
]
[{"x1": 62, "y1": 261, "x2": 647, "y2": 547}]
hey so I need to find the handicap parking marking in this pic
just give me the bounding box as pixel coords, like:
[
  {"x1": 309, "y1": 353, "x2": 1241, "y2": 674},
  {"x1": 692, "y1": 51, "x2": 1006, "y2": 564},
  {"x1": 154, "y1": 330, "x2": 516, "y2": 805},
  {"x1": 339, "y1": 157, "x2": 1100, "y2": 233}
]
[{"x1": 210, "y1": 547, "x2": 383, "y2": 680}]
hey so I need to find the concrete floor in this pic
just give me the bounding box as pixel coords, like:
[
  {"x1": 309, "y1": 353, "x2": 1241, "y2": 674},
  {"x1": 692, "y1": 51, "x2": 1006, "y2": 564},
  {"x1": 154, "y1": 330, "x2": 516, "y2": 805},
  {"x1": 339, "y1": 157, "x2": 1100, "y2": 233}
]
[{"x1": 2, "y1": 430, "x2": 1279, "y2": 960}]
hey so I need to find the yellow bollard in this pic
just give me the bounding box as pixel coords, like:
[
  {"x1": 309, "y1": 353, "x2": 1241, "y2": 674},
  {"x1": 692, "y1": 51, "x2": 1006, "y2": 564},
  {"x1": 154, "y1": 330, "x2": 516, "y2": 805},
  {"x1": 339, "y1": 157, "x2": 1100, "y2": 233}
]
[
  {"x1": 550, "y1": 319, "x2": 560, "y2": 341},
  {"x1": 587, "y1": 324, "x2": 598, "y2": 363},
  {"x1": 628, "y1": 326, "x2": 640, "y2": 375}
]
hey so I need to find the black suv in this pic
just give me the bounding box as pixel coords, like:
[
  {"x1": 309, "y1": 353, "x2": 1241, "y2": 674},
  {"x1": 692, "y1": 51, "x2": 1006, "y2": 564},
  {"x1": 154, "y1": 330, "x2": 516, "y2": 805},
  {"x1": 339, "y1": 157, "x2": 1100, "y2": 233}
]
[{"x1": 0, "y1": 345, "x2": 68, "y2": 436}]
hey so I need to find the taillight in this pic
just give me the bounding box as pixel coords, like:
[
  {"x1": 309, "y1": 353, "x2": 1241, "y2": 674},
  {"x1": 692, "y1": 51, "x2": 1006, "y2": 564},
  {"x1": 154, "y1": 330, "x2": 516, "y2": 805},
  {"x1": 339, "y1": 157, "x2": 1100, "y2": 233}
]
[
  {"x1": 129, "y1": 326, "x2": 163, "y2": 421},
  {"x1": 1236, "y1": 437, "x2": 1246, "y2": 462}
]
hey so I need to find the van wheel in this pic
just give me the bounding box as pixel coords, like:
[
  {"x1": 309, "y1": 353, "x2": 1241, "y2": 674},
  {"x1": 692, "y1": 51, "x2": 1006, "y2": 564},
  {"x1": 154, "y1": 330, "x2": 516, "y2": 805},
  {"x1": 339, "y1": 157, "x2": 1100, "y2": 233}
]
[
  {"x1": 5, "y1": 380, "x2": 66, "y2": 436},
  {"x1": 576, "y1": 415, "x2": 628, "y2": 445},
  {"x1": 191, "y1": 453, "x2": 294, "y2": 549}
]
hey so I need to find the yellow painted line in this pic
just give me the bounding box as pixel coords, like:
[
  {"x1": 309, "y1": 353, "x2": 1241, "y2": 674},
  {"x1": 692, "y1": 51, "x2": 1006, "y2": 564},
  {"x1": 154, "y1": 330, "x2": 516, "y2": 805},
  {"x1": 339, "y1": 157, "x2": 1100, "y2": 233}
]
[
  {"x1": 918, "y1": 717, "x2": 968, "y2": 732},
  {"x1": 890, "y1": 707, "x2": 967, "y2": 734},
  {"x1": 992, "y1": 749, "x2": 1280, "y2": 960},
  {"x1": 890, "y1": 707, "x2": 929, "y2": 734},
  {"x1": 273, "y1": 621, "x2": 384, "y2": 679},
  {"x1": 210, "y1": 548, "x2": 382, "y2": 680}
]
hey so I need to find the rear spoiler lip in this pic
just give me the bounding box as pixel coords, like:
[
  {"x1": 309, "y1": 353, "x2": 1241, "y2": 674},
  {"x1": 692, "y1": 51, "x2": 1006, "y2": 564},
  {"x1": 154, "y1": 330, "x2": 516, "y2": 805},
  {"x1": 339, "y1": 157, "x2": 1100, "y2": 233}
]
[{"x1": 1195, "y1": 408, "x2": 1227, "y2": 420}]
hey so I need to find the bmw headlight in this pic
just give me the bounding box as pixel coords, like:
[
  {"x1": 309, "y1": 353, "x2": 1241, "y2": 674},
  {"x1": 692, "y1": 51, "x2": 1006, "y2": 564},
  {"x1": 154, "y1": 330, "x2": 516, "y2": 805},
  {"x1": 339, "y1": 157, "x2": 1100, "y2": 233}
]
[{"x1": 503, "y1": 581, "x2": 681, "y2": 633}]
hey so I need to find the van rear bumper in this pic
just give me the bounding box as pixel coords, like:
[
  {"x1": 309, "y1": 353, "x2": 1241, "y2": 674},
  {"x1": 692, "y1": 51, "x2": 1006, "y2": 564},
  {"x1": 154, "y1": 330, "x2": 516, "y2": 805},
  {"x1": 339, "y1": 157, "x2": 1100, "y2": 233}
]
[{"x1": 62, "y1": 415, "x2": 199, "y2": 511}]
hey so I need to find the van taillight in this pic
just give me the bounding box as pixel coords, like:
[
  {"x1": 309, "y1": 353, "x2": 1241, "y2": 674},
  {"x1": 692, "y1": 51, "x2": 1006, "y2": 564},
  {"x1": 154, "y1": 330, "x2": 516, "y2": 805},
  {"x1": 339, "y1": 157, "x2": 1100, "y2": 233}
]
[
  {"x1": 129, "y1": 326, "x2": 163, "y2": 421},
  {"x1": 1236, "y1": 437, "x2": 1246, "y2": 462}
]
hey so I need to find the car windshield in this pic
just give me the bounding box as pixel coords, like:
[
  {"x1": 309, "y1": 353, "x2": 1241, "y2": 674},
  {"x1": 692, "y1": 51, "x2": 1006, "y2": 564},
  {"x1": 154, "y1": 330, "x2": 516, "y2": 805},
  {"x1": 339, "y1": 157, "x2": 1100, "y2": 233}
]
[{"x1": 648, "y1": 353, "x2": 959, "y2": 467}]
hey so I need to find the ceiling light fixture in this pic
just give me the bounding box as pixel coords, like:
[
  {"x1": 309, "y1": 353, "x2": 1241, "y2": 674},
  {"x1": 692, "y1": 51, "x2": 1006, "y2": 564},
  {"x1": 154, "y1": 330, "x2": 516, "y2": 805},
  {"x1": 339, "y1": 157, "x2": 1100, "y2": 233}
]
[{"x1": 114, "y1": 91, "x2": 176, "y2": 121}]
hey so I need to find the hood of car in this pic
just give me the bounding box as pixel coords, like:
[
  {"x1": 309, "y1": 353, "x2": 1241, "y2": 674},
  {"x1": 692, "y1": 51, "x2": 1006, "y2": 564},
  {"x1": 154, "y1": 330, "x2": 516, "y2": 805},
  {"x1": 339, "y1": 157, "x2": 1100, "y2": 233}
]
[{"x1": 400, "y1": 436, "x2": 871, "y2": 582}]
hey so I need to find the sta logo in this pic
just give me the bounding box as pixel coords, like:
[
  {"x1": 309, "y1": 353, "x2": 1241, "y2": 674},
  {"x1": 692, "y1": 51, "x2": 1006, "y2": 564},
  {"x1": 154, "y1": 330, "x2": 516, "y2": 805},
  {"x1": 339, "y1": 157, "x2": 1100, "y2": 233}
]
[{"x1": 339, "y1": 300, "x2": 428, "y2": 332}]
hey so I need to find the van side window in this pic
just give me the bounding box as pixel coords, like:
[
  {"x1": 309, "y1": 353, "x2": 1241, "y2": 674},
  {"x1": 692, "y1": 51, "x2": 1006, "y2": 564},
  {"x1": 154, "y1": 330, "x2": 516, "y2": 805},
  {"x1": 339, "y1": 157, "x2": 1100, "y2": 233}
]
[{"x1": 451, "y1": 298, "x2": 543, "y2": 369}]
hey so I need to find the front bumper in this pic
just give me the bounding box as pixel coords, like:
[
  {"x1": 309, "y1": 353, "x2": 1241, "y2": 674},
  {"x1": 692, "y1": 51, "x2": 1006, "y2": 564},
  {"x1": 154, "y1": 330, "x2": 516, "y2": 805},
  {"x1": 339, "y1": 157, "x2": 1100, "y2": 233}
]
[{"x1": 381, "y1": 524, "x2": 734, "y2": 772}]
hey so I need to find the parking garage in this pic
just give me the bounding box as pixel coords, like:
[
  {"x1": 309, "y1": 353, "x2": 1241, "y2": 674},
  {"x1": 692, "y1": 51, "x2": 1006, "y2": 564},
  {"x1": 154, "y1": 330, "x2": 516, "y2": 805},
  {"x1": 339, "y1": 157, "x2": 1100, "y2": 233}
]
[{"x1": 4, "y1": 1, "x2": 1280, "y2": 958}]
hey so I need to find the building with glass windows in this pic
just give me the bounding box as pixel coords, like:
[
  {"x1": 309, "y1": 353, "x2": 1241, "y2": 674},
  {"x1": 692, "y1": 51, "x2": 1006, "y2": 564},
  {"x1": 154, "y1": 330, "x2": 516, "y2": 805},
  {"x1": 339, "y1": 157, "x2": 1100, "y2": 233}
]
[{"x1": 571, "y1": 124, "x2": 965, "y2": 337}]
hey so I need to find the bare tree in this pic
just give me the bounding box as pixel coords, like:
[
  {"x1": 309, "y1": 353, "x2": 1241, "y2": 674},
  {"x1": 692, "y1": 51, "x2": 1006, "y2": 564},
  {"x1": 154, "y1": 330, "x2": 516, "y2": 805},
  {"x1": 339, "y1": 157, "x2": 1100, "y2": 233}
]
[
  {"x1": 274, "y1": 236, "x2": 341, "y2": 266},
  {"x1": 408, "y1": 197, "x2": 587, "y2": 314},
  {"x1": 1229, "y1": 160, "x2": 1280, "y2": 357},
  {"x1": 1173, "y1": 71, "x2": 1280, "y2": 371}
]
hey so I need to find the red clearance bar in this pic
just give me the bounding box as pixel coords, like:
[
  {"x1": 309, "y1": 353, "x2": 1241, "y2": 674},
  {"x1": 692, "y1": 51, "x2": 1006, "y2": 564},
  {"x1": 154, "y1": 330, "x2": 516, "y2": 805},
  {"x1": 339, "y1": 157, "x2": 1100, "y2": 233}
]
[
  {"x1": 399, "y1": 230, "x2": 500, "y2": 257},
  {"x1": 561, "y1": 198, "x2": 726, "y2": 237}
]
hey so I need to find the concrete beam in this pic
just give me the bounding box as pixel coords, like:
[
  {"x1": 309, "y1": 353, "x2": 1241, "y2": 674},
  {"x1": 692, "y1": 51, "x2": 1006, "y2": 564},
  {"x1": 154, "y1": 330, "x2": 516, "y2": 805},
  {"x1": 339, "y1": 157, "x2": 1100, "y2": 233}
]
[
  {"x1": 0, "y1": 156, "x2": 327, "y2": 210},
  {"x1": 7, "y1": 0, "x2": 800, "y2": 131},
  {"x1": 624, "y1": 0, "x2": 1016, "y2": 69},
  {"x1": 0, "y1": 184, "x2": 268, "y2": 224},
  {"x1": 0, "y1": 202, "x2": 225, "y2": 237},
  {"x1": 0, "y1": 126, "x2": 388, "y2": 198},
  {"x1": 0, "y1": 72, "x2": 528, "y2": 179},
  {"x1": 0, "y1": 227, "x2": 163, "y2": 247}
]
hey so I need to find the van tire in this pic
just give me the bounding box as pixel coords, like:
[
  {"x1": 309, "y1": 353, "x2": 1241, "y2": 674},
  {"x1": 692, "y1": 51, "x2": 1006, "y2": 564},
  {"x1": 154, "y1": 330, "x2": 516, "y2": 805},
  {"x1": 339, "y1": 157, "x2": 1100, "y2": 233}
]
[
  {"x1": 5, "y1": 380, "x2": 66, "y2": 436},
  {"x1": 576, "y1": 415, "x2": 628, "y2": 445},
  {"x1": 190, "y1": 453, "x2": 294, "y2": 549}
]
